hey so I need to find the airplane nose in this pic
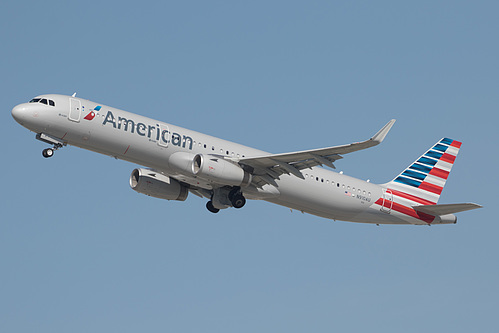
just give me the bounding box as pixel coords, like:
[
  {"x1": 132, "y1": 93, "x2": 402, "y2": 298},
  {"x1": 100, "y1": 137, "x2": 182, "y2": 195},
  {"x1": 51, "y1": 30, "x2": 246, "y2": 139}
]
[{"x1": 11, "y1": 104, "x2": 28, "y2": 124}]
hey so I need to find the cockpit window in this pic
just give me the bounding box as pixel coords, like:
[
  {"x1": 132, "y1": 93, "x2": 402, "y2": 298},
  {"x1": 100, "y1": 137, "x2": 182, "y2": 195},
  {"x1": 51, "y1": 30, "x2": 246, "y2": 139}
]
[{"x1": 28, "y1": 98, "x2": 56, "y2": 107}]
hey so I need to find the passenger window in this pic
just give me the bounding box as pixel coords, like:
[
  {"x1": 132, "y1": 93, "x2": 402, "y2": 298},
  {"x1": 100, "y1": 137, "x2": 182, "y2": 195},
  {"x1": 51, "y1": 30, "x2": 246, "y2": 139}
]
[
  {"x1": 40, "y1": 99, "x2": 48, "y2": 105},
  {"x1": 49, "y1": 100, "x2": 55, "y2": 106},
  {"x1": 337, "y1": 183, "x2": 340, "y2": 187}
]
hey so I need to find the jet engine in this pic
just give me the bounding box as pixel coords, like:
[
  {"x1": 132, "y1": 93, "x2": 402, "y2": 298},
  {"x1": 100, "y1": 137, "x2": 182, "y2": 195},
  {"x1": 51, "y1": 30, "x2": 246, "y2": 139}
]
[
  {"x1": 192, "y1": 154, "x2": 252, "y2": 187},
  {"x1": 130, "y1": 168, "x2": 188, "y2": 201},
  {"x1": 168, "y1": 152, "x2": 196, "y2": 174}
]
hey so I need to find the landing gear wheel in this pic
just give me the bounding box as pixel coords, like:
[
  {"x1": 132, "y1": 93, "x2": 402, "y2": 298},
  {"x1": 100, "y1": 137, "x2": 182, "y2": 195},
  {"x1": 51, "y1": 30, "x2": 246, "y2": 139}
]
[
  {"x1": 206, "y1": 201, "x2": 220, "y2": 213},
  {"x1": 42, "y1": 148, "x2": 54, "y2": 158},
  {"x1": 231, "y1": 194, "x2": 246, "y2": 209}
]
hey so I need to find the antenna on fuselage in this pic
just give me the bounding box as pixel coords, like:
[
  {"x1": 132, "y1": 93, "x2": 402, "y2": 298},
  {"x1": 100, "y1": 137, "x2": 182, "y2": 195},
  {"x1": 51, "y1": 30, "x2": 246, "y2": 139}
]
[{"x1": 72, "y1": 92, "x2": 77, "y2": 97}]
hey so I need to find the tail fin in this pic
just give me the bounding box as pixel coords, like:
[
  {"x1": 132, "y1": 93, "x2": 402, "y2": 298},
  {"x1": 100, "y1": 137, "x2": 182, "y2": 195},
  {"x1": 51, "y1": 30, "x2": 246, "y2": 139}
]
[{"x1": 386, "y1": 138, "x2": 462, "y2": 205}]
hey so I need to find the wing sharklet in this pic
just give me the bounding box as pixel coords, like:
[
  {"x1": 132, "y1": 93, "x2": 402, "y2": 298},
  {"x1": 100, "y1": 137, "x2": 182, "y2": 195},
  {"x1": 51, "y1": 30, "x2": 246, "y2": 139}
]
[{"x1": 371, "y1": 119, "x2": 396, "y2": 144}]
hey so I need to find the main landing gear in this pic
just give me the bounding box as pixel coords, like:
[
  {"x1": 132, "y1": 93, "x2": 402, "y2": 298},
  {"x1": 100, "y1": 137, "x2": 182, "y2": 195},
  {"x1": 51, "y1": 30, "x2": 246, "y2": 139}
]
[
  {"x1": 230, "y1": 193, "x2": 246, "y2": 209},
  {"x1": 206, "y1": 201, "x2": 220, "y2": 213},
  {"x1": 206, "y1": 187, "x2": 247, "y2": 213},
  {"x1": 229, "y1": 187, "x2": 246, "y2": 209},
  {"x1": 36, "y1": 133, "x2": 65, "y2": 158}
]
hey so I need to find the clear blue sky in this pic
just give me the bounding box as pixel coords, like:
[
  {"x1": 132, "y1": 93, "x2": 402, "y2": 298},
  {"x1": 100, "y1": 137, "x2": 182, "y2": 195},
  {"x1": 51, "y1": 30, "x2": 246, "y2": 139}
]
[{"x1": 1, "y1": 1, "x2": 497, "y2": 332}]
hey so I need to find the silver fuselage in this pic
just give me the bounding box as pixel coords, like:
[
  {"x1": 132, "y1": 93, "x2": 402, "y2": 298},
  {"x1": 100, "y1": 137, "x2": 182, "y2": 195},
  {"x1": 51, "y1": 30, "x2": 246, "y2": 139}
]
[{"x1": 11, "y1": 94, "x2": 455, "y2": 225}]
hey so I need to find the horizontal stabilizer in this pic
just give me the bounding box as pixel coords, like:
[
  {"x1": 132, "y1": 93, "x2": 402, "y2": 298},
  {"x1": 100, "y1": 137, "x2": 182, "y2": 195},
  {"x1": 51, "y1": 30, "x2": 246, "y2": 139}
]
[{"x1": 413, "y1": 203, "x2": 482, "y2": 216}]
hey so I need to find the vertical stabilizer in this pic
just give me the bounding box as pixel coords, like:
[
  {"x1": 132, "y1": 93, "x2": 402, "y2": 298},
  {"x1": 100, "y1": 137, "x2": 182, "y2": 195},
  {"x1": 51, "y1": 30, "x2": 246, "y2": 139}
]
[{"x1": 386, "y1": 138, "x2": 461, "y2": 205}]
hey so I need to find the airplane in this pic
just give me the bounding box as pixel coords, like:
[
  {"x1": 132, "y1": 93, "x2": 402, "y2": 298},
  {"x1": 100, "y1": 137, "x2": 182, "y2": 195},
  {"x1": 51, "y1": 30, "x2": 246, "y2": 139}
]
[{"x1": 11, "y1": 94, "x2": 481, "y2": 225}]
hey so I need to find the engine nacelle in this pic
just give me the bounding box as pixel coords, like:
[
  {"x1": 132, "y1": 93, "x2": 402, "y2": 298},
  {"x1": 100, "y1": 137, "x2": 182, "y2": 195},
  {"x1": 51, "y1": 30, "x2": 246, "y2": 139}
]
[
  {"x1": 168, "y1": 152, "x2": 196, "y2": 174},
  {"x1": 130, "y1": 168, "x2": 188, "y2": 201},
  {"x1": 192, "y1": 154, "x2": 252, "y2": 187}
]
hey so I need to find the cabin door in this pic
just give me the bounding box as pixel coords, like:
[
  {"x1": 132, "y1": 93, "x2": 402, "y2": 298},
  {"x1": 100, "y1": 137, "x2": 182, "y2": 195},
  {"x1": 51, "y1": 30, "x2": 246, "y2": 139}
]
[{"x1": 69, "y1": 98, "x2": 81, "y2": 122}]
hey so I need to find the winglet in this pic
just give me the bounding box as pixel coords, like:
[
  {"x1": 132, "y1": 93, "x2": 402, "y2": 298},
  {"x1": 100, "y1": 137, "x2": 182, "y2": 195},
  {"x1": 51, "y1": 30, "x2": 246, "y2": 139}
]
[{"x1": 371, "y1": 119, "x2": 396, "y2": 144}]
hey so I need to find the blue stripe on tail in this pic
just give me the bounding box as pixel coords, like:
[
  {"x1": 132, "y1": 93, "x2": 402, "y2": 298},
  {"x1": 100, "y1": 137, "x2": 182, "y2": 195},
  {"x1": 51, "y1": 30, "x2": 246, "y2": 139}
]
[
  {"x1": 409, "y1": 163, "x2": 432, "y2": 173},
  {"x1": 394, "y1": 176, "x2": 422, "y2": 188}
]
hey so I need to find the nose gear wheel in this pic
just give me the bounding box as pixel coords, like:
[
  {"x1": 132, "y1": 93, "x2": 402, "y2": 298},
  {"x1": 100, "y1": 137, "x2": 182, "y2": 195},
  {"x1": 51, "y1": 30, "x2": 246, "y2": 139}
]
[{"x1": 42, "y1": 148, "x2": 54, "y2": 158}]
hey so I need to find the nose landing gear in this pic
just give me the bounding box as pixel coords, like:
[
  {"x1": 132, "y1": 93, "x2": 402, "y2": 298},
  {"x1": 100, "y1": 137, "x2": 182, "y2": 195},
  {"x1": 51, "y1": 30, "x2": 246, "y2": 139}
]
[
  {"x1": 42, "y1": 148, "x2": 54, "y2": 158},
  {"x1": 36, "y1": 133, "x2": 66, "y2": 158}
]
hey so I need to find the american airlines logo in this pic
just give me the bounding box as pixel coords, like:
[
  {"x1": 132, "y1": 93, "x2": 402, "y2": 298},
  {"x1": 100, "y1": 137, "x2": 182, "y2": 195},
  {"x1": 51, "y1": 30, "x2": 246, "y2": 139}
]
[
  {"x1": 101, "y1": 110, "x2": 194, "y2": 150},
  {"x1": 83, "y1": 106, "x2": 101, "y2": 121}
]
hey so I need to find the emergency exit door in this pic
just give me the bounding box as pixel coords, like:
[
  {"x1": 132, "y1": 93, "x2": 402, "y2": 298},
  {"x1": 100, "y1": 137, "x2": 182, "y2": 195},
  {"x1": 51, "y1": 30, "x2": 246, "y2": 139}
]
[{"x1": 380, "y1": 189, "x2": 393, "y2": 213}]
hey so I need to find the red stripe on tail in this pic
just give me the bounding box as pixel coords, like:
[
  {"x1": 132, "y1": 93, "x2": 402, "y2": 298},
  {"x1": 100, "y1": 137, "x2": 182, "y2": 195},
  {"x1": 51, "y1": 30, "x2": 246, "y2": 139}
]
[
  {"x1": 428, "y1": 167, "x2": 450, "y2": 180},
  {"x1": 441, "y1": 153, "x2": 456, "y2": 164},
  {"x1": 419, "y1": 182, "x2": 443, "y2": 195},
  {"x1": 375, "y1": 198, "x2": 436, "y2": 224},
  {"x1": 389, "y1": 189, "x2": 436, "y2": 205}
]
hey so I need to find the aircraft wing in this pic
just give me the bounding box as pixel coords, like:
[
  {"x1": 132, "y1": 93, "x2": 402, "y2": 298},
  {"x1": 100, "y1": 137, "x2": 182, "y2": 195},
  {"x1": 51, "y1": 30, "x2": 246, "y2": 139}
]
[{"x1": 238, "y1": 119, "x2": 396, "y2": 187}]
